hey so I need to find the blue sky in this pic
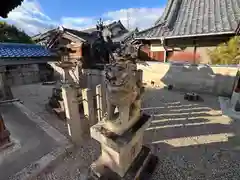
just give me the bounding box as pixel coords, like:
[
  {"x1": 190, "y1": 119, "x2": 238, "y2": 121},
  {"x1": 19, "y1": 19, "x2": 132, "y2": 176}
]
[{"x1": 3, "y1": 0, "x2": 167, "y2": 35}]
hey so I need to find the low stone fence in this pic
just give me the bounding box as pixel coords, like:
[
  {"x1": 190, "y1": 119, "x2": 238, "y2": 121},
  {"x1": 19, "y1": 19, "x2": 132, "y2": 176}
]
[
  {"x1": 5, "y1": 70, "x2": 40, "y2": 86},
  {"x1": 137, "y1": 62, "x2": 239, "y2": 96}
]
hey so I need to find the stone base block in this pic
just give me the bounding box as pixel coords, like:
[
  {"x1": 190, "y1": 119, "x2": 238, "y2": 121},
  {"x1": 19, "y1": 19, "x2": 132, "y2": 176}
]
[
  {"x1": 90, "y1": 113, "x2": 151, "y2": 152},
  {"x1": 88, "y1": 146, "x2": 158, "y2": 180},
  {"x1": 90, "y1": 114, "x2": 151, "y2": 177}
]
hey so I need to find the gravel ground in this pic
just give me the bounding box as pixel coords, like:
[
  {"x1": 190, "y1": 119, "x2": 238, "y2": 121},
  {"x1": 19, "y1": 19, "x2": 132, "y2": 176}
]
[{"x1": 11, "y1": 84, "x2": 240, "y2": 180}]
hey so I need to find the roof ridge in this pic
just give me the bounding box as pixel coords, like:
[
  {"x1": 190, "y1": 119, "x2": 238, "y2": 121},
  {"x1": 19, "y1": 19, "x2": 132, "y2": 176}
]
[
  {"x1": 137, "y1": 23, "x2": 169, "y2": 36},
  {"x1": 155, "y1": 0, "x2": 174, "y2": 25}
]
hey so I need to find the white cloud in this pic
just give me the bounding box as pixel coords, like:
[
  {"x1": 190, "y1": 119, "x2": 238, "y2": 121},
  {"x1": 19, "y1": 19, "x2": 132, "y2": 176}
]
[
  {"x1": 61, "y1": 7, "x2": 165, "y2": 31},
  {"x1": 61, "y1": 17, "x2": 95, "y2": 30},
  {"x1": 103, "y1": 7, "x2": 165, "y2": 30},
  {"x1": 4, "y1": 0, "x2": 57, "y2": 35},
  {"x1": 3, "y1": 0, "x2": 165, "y2": 35}
]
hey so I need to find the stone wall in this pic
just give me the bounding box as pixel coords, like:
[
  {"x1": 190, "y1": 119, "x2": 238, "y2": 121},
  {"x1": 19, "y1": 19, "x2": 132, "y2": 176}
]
[
  {"x1": 137, "y1": 62, "x2": 238, "y2": 96},
  {"x1": 6, "y1": 64, "x2": 40, "y2": 86}
]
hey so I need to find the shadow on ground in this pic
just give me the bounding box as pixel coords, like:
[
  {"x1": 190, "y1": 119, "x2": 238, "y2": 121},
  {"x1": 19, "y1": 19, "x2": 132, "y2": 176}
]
[{"x1": 142, "y1": 87, "x2": 240, "y2": 180}]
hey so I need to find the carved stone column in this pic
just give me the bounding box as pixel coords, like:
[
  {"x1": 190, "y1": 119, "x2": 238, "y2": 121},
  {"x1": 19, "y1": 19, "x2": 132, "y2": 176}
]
[
  {"x1": 58, "y1": 61, "x2": 89, "y2": 144},
  {"x1": 88, "y1": 60, "x2": 158, "y2": 179}
]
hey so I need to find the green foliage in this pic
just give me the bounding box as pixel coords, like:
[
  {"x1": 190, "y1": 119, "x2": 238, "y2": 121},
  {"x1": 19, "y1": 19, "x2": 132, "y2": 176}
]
[
  {"x1": 208, "y1": 36, "x2": 240, "y2": 65},
  {"x1": 0, "y1": 21, "x2": 34, "y2": 44}
]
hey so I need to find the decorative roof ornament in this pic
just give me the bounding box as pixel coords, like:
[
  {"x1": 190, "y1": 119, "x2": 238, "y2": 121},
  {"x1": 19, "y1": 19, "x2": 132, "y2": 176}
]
[
  {"x1": 59, "y1": 26, "x2": 64, "y2": 31},
  {"x1": 96, "y1": 18, "x2": 104, "y2": 32}
]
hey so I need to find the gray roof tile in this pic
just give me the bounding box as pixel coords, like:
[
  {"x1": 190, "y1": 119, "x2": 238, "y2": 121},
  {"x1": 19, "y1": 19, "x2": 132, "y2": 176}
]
[
  {"x1": 0, "y1": 43, "x2": 55, "y2": 58},
  {"x1": 137, "y1": 0, "x2": 240, "y2": 39}
]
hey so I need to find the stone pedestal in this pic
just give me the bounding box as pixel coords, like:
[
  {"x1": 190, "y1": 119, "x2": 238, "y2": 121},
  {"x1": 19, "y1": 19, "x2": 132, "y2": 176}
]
[{"x1": 88, "y1": 114, "x2": 158, "y2": 180}]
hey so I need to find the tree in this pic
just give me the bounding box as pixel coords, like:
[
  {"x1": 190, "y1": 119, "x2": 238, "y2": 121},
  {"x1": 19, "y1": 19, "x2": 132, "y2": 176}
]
[
  {"x1": 208, "y1": 36, "x2": 240, "y2": 65},
  {"x1": 0, "y1": 22, "x2": 34, "y2": 43}
]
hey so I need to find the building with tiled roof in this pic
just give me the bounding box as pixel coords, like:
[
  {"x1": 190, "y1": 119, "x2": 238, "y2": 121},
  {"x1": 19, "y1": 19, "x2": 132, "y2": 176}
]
[
  {"x1": 82, "y1": 20, "x2": 129, "y2": 39},
  {"x1": 33, "y1": 20, "x2": 129, "y2": 50},
  {"x1": 32, "y1": 27, "x2": 94, "y2": 49},
  {"x1": 0, "y1": 43, "x2": 58, "y2": 89},
  {"x1": 136, "y1": 0, "x2": 240, "y2": 64}
]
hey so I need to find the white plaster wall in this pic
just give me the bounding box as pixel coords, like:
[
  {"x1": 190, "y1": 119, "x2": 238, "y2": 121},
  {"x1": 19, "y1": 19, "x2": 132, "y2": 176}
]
[
  {"x1": 137, "y1": 62, "x2": 238, "y2": 96},
  {"x1": 49, "y1": 61, "x2": 238, "y2": 97}
]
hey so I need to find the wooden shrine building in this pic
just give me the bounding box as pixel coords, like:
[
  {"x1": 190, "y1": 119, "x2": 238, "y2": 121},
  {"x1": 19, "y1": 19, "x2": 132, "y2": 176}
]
[{"x1": 136, "y1": 0, "x2": 240, "y2": 64}]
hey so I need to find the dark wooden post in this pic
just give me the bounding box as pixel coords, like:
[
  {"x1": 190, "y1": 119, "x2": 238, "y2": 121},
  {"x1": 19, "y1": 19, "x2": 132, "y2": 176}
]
[
  {"x1": 0, "y1": 113, "x2": 10, "y2": 147},
  {"x1": 193, "y1": 39, "x2": 197, "y2": 64}
]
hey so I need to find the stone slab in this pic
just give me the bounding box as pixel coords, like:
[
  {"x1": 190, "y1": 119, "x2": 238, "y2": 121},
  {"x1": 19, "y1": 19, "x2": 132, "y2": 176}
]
[
  {"x1": 0, "y1": 102, "x2": 72, "y2": 180},
  {"x1": 90, "y1": 113, "x2": 151, "y2": 152},
  {"x1": 88, "y1": 146, "x2": 158, "y2": 180}
]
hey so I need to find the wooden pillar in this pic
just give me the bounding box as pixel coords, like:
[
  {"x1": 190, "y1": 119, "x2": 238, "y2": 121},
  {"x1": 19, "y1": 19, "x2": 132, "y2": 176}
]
[
  {"x1": 163, "y1": 50, "x2": 167, "y2": 63},
  {"x1": 193, "y1": 39, "x2": 197, "y2": 64},
  {"x1": 162, "y1": 38, "x2": 167, "y2": 63}
]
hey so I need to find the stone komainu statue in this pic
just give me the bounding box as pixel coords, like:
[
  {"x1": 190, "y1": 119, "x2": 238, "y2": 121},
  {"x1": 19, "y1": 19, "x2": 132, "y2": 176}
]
[{"x1": 104, "y1": 59, "x2": 144, "y2": 134}]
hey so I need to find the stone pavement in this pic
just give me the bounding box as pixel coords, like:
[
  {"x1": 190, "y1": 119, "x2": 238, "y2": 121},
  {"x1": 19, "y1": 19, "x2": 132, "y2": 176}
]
[
  {"x1": 11, "y1": 84, "x2": 240, "y2": 179},
  {"x1": 11, "y1": 84, "x2": 69, "y2": 137},
  {"x1": 142, "y1": 87, "x2": 240, "y2": 180},
  {"x1": 0, "y1": 103, "x2": 59, "y2": 180}
]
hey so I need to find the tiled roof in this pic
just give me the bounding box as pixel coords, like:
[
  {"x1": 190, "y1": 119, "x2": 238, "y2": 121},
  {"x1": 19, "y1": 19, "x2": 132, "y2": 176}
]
[
  {"x1": 32, "y1": 27, "x2": 92, "y2": 43},
  {"x1": 112, "y1": 28, "x2": 139, "y2": 43},
  {"x1": 82, "y1": 21, "x2": 127, "y2": 35},
  {"x1": 82, "y1": 27, "x2": 97, "y2": 34},
  {"x1": 64, "y1": 28, "x2": 93, "y2": 41},
  {"x1": 136, "y1": 0, "x2": 240, "y2": 39},
  {"x1": 0, "y1": 43, "x2": 55, "y2": 58}
]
